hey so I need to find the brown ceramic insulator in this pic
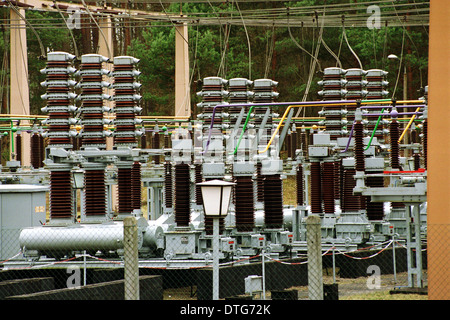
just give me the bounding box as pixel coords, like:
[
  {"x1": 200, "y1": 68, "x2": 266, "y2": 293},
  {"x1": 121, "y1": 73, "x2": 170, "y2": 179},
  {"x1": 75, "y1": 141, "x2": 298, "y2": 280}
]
[
  {"x1": 164, "y1": 162, "x2": 173, "y2": 208},
  {"x1": 354, "y1": 121, "x2": 365, "y2": 172},
  {"x1": 153, "y1": 132, "x2": 160, "y2": 164},
  {"x1": 310, "y1": 161, "x2": 322, "y2": 214},
  {"x1": 39, "y1": 134, "x2": 45, "y2": 166},
  {"x1": 235, "y1": 176, "x2": 255, "y2": 232},
  {"x1": 422, "y1": 119, "x2": 427, "y2": 169},
  {"x1": 256, "y1": 162, "x2": 264, "y2": 202},
  {"x1": 84, "y1": 170, "x2": 106, "y2": 216},
  {"x1": 131, "y1": 162, "x2": 142, "y2": 210},
  {"x1": 15, "y1": 134, "x2": 22, "y2": 162},
  {"x1": 164, "y1": 134, "x2": 170, "y2": 149},
  {"x1": 286, "y1": 134, "x2": 292, "y2": 158},
  {"x1": 114, "y1": 76, "x2": 135, "y2": 84},
  {"x1": 113, "y1": 64, "x2": 134, "y2": 71},
  {"x1": 321, "y1": 161, "x2": 335, "y2": 214},
  {"x1": 300, "y1": 131, "x2": 309, "y2": 159},
  {"x1": 194, "y1": 164, "x2": 203, "y2": 205},
  {"x1": 341, "y1": 169, "x2": 360, "y2": 212},
  {"x1": 31, "y1": 133, "x2": 42, "y2": 169},
  {"x1": 291, "y1": 131, "x2": 297, "y2": 159},
  {"x1": 366, "y1": 173, "x2": 384, "y2": 220},
  {"x1": 414, "y1": 153, "x2": 421, "y2": 171},
  {"x1": 296, "y1": 164, "x2": 304, "y2": 206},
  {"x1": 263, "y1": 174, "x2": 283, "y2": 229},
  {"x1": 49, "y1": 170, "x2": 73, "y2": 219},
  {"x1": 117, "y1": 167, "x2": 133, "y2": 215},
  {"x1": 174, "y1": 164, "x2": 190, "y2": 227},
  {"x1": 390, "y1": 120, "x2": 401, "y2": 170},
  {"x1": 140, "y1": 133, "x2": 147, "y2": 149},
  {"x1": 80, "y1": 63, "x2": 102, "y2": 70},
  {"x1": 334, "y1": 159, "x2": 342, "y2": 200}
]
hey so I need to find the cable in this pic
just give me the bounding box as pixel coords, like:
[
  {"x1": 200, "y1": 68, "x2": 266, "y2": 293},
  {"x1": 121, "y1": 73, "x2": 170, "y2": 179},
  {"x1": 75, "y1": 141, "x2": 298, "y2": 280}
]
[
  {"x1": 342, "y1": 19, "x2": 363, "y2": 69},
  {"x1": 235, "y1": 0, "x2": 252, "y2": 80},
  {"x1": 392, "y1": 28, "x2": 405, "y2": 99},
  {"x1": 6, "y1": 0, "x2": 46, "y2": 58},
  {"x1": 53, "y1": 0, "x2": 80, "y2": 58},
  {"x1": 81, "y1": 0, "x2": 112, "y2": 58}
]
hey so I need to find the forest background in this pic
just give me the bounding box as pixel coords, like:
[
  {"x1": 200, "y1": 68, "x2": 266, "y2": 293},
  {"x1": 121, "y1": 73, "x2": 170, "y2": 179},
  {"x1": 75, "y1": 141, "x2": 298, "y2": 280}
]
[{"x1": 0, "y1": 0, "x2": 429, "y2": 119}]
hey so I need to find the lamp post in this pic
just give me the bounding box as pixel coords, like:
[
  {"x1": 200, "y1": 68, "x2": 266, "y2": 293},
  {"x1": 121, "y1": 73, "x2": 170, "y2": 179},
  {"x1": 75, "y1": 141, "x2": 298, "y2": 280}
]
[{"x1": 197, "y1": 179, "x2": 235, "y2": 300}]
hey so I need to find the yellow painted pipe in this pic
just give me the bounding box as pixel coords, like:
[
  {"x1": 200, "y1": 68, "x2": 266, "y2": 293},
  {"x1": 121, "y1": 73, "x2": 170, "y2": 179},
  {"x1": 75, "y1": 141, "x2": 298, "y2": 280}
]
[{"x1": 398, "y1": 106, "x2": 422, "y2": 143}]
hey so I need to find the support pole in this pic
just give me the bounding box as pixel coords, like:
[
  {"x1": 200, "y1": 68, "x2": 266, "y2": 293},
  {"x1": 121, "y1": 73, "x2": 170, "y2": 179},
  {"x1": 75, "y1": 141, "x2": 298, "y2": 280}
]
[
  {"x1": 175, "y1": 22, "x2": 190, "y2": 118},
  {"x1": 212, "y1": 217, "x2": 219, "y2": 300},
  {"x1": 124, "y1": 216, "x2": 139, "y2": 300},
  {"x1": 9, "y1": 7, "x2": 30, "y2": 166},
  {"x1": 427, "y1": 0, "x2": 450, "y2": 300},
  {"x1": 306, "y1": 214, "x2": 323, "y2": 300}
]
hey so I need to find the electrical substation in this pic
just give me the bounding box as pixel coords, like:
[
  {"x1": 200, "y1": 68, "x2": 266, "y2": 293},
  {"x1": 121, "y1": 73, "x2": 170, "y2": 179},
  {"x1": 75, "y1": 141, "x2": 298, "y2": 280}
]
[{"x1": 0, "y1": 0, "x2": 445, "y2": 300}]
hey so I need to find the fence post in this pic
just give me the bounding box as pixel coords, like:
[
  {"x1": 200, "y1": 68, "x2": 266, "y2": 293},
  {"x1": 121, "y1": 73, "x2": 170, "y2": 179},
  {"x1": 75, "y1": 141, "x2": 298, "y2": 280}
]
[
  {"x1": 306, "y1": 214, "x2": 323, "y2": 300},
  {"x1": 124, "y1": 216, "x2": 139, "y2": 300}
]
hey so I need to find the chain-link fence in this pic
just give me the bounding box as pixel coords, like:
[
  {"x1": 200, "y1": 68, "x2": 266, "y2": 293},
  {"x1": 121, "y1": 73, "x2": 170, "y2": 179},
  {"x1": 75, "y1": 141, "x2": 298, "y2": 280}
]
[{"x1": 1, "y1": 214, "x2": 441, "y2": 301}]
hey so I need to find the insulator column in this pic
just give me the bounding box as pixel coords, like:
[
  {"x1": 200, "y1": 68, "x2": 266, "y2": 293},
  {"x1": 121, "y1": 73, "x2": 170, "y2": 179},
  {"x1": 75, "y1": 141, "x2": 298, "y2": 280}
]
[
  {"x1": 30, "y1": 132, "x2": 44, "y2": 169},
  {"x1": 131, "y1": 161, "x2": 142, "y2": 212},
  {"x1": 111, "y1": 56, "x2": 142, "y2": 147},
  {"x1": 40, "y1": 51, "x2": 77, "y2": 148},
  {"x1": 235, "y1": 175, "x2": 255, "y2": 232},
  {"x1": 174, "y1": 163, "x2": 190, "y2": 227},
  {"x1": 49, "y1": 169, "x2": 73, "y2": 220},
  {"x1": 117, "y1": 165, "x2": 133, "y2": 215},
  {"x1": 263, "y1": 174, "x2": 283, "y2": 229},
  {"x1": 83, "y1": 166, "x2": 107, "y2": 217},
  {"x1": 296, "y1": 164, "x2": 304, "y2": 206},
  {"x1": 310, "y1": 161, "x2": 322, "y2": 214},
  {"x1": 341, "y1": 166, "x2": 360, "y2": 212},
  {"x1": 76, "y1": 54, "x2": 111, "y2": 149},
  {"x1": 318, "y1": 67, "x2": 346, "y2": 140},
  {"x1": 194, "y1": 164, "x2": 203, "y2": 205},
  {"x1": 321, "y1": 161, "x2": 335, "y2": 214},
  {"x1": 164, "y1": 161, "x2": 173, "y2": 209}
]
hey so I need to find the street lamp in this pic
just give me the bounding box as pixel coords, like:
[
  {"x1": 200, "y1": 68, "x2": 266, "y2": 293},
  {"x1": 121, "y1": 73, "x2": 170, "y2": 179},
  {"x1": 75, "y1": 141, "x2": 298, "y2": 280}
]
[
  {"x1": 388, "y1": 53, "x2": 407, "y2": 101},
  {"x1": 196, "y1": 179, "x2": 235, "y2": 300}
]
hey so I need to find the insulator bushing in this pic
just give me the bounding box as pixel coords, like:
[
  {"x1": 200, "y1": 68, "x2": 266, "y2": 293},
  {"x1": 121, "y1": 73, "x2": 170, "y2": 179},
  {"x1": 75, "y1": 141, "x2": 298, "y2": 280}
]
[
  {"x1": 318, "y1": 68, "x2": 346, "y2": 139},
  {"x1": 31, "y1": 133, "x2": 43, "y2": 169},
  {"x1": 111, "y1": 56, "x2": 142, "y2": 147},
  {"x1": 235, "y1": 176, "x2": 255, "y2": 232},
  {"x1": 296, "y1": 164, "x2": 304, "y2": 206},
  {"x1": 76, "y1": 54, "x2": 110, "y2": 149},
  {"x1": 256, "y1": 162, "x2": 264, "y2": 202},
  {"x1": 49, "y1": 170, "x2": 73, "y2": 220},
  {"x1": 174, "y1": 163, "x2": 190, "y2": 227},
  {"x1": 194, "y1": 164, "x2": 203, "y2": 205},
  {"x1": 164, "y1": 161, "x2": 173, "y2": 209},
  {"x1": 389, "y1": 119, "x2": 401, "y2": 170},
  {"x1": 422, "y1": 119, "x2": 427, "y2": 169},
  {"x1": 152, "y1": 132, "x2": 160, "y2": 164},
  {"x1": 15, "y1": 134, "x2": 22, "y2": 162},
  {"x1": 40, "y1": 51, "x2": 76, "y2": 149},
  {"x1": 341, "y1": 168, "x2": 360, "y2": 212},
  {"x1": 84, "y1": 169, "x2": 106, "y2": 216},
  {"x1": 117, "y1": 167, "x2": 133, "y2": 215},
  {"x1": 321, "y1": 161, "x2": 335, "y2": 214},
  {"x1": 197, "y1": 77, "x2": 228, "y2": 128},
  {"x1": 366, "y1": 172, "x2": 384, "y2": 220},
  {"x1": 354, "y1": 121, "x2": 365, "y2": 172},
  {"x1": 414, "y1": 153, "x2": 421, "y2": 171},
  {"x1": 131, "y1": 161, "x2": 142, "y2": 210},
  {"x1": 310, "y1": 161, "x2": 322, "y2": 214},
  {"x1": 263, "y1": 174, "x2": 283, "y2": 229}
]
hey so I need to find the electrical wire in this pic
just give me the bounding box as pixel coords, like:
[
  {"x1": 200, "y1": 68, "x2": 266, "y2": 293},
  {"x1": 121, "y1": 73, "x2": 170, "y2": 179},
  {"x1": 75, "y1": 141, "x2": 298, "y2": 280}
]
[
  {"x1": 81, "y1": 0, "x2": 112, "y2": 58},
  {"x1": 235, "y1": 0, "x2": 252, "y2": 80}
]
